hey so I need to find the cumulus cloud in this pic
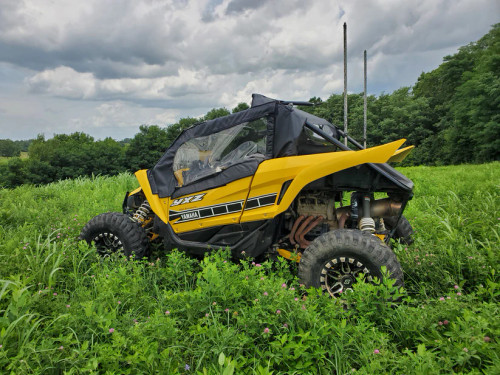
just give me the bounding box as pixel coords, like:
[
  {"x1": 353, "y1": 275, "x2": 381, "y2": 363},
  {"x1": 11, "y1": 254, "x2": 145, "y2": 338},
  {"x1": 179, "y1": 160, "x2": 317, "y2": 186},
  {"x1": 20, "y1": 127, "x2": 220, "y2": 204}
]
[{"x1": 0, "y1": 0, "x2": 498, "y2": 139}]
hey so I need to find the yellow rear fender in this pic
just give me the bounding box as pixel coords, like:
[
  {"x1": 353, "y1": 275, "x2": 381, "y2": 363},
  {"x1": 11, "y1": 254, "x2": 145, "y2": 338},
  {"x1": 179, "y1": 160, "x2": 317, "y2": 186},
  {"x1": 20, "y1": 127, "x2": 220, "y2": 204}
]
[
  {"x1": 388, "y1": 145, "x2": 414, "y2": 163},
  {"x1": 241, "y1": 139, "x2": 406, "y2": 223}
]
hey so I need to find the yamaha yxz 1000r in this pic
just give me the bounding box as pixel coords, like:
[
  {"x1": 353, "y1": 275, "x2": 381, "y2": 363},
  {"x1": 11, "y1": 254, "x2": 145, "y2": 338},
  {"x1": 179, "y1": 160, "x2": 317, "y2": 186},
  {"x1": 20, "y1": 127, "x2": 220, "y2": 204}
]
[{"x1": 80, "y1": 94, "x2": 414, "y2": 296}]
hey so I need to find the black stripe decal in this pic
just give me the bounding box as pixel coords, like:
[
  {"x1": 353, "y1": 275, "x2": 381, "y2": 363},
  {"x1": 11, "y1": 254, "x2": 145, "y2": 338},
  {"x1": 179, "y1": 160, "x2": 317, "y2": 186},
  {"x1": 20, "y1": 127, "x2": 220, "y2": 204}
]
[
  {"x1": 170, "y1": 200, "x2": 244, "y2": 223},
  {"x1": 169, "y1": 193, "x2": 278, "y2": 224},
  {"x1": 244, "y1": 193, "x2": 277, "y2": 210}
]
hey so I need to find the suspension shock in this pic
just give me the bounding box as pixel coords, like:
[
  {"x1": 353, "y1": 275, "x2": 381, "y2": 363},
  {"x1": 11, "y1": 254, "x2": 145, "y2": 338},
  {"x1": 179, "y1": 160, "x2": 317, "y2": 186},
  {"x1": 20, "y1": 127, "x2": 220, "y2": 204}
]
[
  {"x1": 132, "y1": 200, "x2": 151, "y2": 224},
  {"x1": 359, "y1": 195, "x2": 376, "y2": 233}
]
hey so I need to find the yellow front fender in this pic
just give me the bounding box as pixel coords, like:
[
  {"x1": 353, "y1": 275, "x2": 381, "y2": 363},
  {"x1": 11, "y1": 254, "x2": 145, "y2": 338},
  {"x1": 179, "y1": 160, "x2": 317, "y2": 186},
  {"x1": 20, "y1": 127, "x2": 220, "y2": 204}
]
[{"x1": 134, "y1": 169, "x2": 170, "y2": 225}]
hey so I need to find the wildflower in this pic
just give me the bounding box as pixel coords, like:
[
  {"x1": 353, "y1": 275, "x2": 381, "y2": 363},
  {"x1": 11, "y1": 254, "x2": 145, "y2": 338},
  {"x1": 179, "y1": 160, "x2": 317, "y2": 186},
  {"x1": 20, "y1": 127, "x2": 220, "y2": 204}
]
[
  {"x1": 263, "y1": 292, "x2": 268, "y2": 296},
  {"x1": 212, "y1": 301, "x2": 217, "y2": 306},
  {"x1": 301, "y1": 304, "x2": 306, "y2": 310},
  {"x1": 373, "y1": 349, "x2": 380, "y2": 354},
  {"x1": 223, "y1": 260, "x2": 227, "y2": 263},
  {"x1": 245, "y1": 276, "x2": 249, "y2": 280},
  {"x1": 23, "y1": 246, "x2": 26, "y2": 250},
  {"x1": 294, "y1": 297, "x2": 299, "y2": 301},
  {"x1": 290, "y1": 287, "x2": 295, "y2": 291},
  {"x1": 438, "y1": 321, "x2": 443, "y2": 325},
  {"x1": 91, "y1": 275, "x2": 95, "y2": 278},
  {"x1": 283, "y1": 323, "x2": 288, "y2": 328},
  {"x1": 53, "y1": 292, "x2": 57, "y2": 296},
  {"x1": 276, "y1": 309, "x2": 281, "y2": 314},
  {"x1": 454, "y1": 285, "x2": 459, "y2": 289},
  {"x1": 109, "y1": 328, "x2": 115, "y2": 333},
  {"x1": 66, "y1": 304, "x2": 70, "y2": 308},
  {"x1": 165, "y1": 310, "x2": 170, "y2": 315},
  {"x1": 133, "y1": 319, "x2": 138, "y2": 324},
  {"x1": 233, "y1": 311, "x2": 238, "y2": 316},
  {"x1": 255, "y1": 264, "x2": 262, "y2": 267},
  {"x1": 260, "y1": 277, "x2": 264, "y2": 280},
  {"x1": 252, "y1": 261, "x2": 255, "y2": 265},
  {"x1": 263, "y1": 327, "x2": 270, "y2": 334},
  {"x1": 117, "y1": 301, "x2": 121, "y2": 304},
  {"x1": 281, "y1": 283, "x2": 287, "y2": 288},
  {"x1": 439, "y1": 297, "x2": 445, "y2": 301},
  {"x1": 185, "y1": 364, "x2": 190, "y2": 371},
  {"x1": 59, "y1": 346, "x2": 64, "y2": 350},
  {"x1": 205, "y1": 313, "x2": 209, "y2": 317},
  {"x1": 447, "y1": 296, "x2": 451, "y2": 299},
  {"x1": 484, "y1": 336, "x2": 491, "y2": 342},
  {"x1": 457, "y1": 292, "x2": 462, "y2": 296},
  {"x1": 224, "y1": 308, "x2": 229, "y2": 312},
  {"x1": 443, "y1": 320, "x2": 449, "y2": 325},
  {"x1": 0, "y1": 345, "x2": 3, "y2": 349},
  {"x1": 254, "y1": 298, "x2": 259, "y2": 302},
  {"x1": 463, "y1": 347, "x2": 468, "y2": 353},
  {"x1": 241, "y1": 251, "x2": 246, "y2": 255}
]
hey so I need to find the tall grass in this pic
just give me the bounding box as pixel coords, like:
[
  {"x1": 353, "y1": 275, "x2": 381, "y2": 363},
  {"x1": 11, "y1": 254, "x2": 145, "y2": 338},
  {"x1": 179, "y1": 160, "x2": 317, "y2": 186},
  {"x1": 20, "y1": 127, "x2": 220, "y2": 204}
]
[{"x1": 0, "y1": 164, "x2": 498, "y2": 373}]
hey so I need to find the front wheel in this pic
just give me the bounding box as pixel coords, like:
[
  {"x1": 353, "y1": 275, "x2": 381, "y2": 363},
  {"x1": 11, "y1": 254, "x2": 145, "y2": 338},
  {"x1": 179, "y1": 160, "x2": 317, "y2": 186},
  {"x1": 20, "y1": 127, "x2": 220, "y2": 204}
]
[
  {"x1": 79, "y1": 212, "x2": 150, "y2": 259},
  {"x1": 298, "y1": 229, "x2": 403, "y2": 297}
]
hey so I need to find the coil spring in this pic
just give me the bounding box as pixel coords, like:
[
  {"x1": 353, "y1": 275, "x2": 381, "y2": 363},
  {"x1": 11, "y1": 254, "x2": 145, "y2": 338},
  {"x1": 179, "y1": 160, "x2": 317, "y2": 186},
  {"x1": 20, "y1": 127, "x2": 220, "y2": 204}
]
[
  {"x1": 359, "y1": 217, "x2": 376, "y2": 233},
  {"x1": 132, "y1": 201, "x2": 151, "y2": 224}
]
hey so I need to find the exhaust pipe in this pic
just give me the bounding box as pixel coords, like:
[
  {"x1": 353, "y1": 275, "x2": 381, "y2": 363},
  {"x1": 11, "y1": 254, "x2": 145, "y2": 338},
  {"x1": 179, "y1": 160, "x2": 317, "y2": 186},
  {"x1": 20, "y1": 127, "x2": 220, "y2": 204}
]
[{"x1": 335, "y1": 198, "x2": 402, "y2": 221}]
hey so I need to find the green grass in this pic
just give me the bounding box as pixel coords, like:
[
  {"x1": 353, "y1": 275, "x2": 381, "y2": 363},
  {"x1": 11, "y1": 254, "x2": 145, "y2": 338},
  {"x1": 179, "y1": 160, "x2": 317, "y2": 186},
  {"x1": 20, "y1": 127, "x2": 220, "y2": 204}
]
[
  {"x1": 0, "y1": 152, "x2": 28, "y2": 166},
  {"x1": 0, "y1": 164, "x2": 499, "y2": 374}
]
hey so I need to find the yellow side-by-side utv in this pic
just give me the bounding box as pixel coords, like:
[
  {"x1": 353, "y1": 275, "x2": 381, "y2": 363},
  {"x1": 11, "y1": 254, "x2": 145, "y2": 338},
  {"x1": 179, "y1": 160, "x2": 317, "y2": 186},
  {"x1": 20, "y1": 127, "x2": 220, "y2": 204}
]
[{"x1": 80, "y1": 94, "x2": 414, "y2": 296}]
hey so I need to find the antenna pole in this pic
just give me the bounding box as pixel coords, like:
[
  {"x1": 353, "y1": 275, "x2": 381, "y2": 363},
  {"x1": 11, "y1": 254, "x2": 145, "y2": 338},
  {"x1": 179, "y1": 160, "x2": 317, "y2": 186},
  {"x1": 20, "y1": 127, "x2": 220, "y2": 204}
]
[
  {"x1": 343, "y1": 22, "x2": 348, "y2": 146},
  {"x1": 363, "y1": 49, "x2": 367, "y2": 148}
]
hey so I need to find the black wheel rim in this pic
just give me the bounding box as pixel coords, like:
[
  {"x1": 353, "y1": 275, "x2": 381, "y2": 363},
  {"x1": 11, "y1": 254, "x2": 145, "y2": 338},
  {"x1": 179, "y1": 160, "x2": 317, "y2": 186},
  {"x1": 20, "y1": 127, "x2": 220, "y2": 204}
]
[
  {"x1": 320, "y1": 256, "x2": 373, "y2": 297},
  {"x1": 93, "y1": 232, "x2": 124, "y2": 257}
]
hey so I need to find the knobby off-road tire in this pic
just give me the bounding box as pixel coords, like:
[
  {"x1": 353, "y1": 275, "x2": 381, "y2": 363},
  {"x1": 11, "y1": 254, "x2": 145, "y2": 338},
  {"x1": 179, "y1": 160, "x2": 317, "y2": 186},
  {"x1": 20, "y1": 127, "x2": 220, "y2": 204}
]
[
  {"x1": 79, "y1": 212, "x2": 150, "y2": 259},
  {"x1": 298, "y1": 229, "x2": 403, "y2": 297},
  {"x1": 384, "y1": 215, "x2": 414, "y2": 245}
]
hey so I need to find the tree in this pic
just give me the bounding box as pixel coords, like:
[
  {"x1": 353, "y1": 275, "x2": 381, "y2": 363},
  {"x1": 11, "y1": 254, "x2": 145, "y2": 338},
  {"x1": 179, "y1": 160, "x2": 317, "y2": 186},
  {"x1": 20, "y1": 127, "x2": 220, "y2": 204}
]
[
  {"x1": 232, "y1": 102, "x2": 249, "y2": 113},
  {"x1": 0, "y1": 139, "x2": 21, "y2": 157},
  {"x1": 204, "y1": 108, "x2": 230, "y2": 120},
  {"x1": 125, "y1": 125, "x2": 170, "y2": 171}
]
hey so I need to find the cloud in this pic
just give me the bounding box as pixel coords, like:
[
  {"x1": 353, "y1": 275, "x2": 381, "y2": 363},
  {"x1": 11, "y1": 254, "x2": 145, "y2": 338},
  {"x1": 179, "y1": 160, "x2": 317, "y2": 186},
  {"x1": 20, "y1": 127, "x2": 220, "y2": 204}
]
[
  {"x1": 225, "y1": 0, "x2": 268, "y2": 15},
  {"x1": 0, "y1": 0, "x2": 498, "y2": 139}
]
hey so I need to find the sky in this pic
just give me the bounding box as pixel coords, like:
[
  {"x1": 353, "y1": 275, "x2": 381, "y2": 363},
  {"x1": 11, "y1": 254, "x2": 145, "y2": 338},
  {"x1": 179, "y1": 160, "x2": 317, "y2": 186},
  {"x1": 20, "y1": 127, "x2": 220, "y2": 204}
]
[{"x1": 0, "y1": 0, "x2": 498, "y2": 141}]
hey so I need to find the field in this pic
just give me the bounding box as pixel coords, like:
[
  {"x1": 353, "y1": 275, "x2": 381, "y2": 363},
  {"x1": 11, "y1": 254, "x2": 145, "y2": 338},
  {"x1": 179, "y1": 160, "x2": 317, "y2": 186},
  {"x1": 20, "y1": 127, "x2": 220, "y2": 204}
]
[{"x1": 0, "y1": 163, "x2": 499, "y2": 374}]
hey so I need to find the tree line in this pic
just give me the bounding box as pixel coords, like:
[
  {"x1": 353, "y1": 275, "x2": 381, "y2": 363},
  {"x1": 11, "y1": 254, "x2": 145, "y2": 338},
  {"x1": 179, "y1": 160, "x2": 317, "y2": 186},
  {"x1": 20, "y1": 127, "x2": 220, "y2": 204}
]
[
  {"x1": 0, "y1": 106, "x2": 247, "y2": 188},
  {"x1": 1, "y1": 24, "x2": 497, "y2": 189}
]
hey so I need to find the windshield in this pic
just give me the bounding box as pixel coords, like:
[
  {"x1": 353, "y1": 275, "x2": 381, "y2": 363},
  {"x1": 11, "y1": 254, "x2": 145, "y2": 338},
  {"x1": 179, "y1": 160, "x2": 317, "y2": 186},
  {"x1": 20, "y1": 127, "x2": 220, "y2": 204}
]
[{"x1": 173, "y1": 118, "x2": 268, "y2": 186}]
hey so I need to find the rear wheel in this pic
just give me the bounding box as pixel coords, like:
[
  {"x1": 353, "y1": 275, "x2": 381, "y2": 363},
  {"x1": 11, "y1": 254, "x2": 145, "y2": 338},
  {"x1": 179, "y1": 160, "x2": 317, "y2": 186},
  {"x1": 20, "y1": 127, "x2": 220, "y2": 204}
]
[
  {"x1": 79, "y1": 212, "x2": 150, "y2": 259},
  {"x1": 384, "y1": 215, "x2": 414, "y2": 245},
  {"x1": 298, "y1": 229, "x2": 403, "y2": 297}
]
